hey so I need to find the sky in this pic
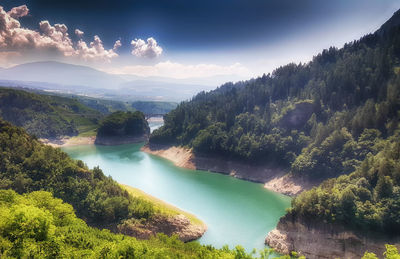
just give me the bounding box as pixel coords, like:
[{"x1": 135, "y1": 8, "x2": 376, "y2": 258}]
[{"x1": 1, "y1": 0, "x2": 400, "y2": 83}]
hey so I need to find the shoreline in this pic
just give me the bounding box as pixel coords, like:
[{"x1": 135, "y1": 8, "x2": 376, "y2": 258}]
[
  {"x1": 121, "y1": 184, "x2": 207, "y2": 242},
  {"x1": 40, "y1": 136, "x2": 96, "y2": 147},
  {"x1": 40, "y1": 135, "x2": 149, "y2": 148},
  {"x1": 141, "y1": 144, "x2": 315, "y2": 196}
]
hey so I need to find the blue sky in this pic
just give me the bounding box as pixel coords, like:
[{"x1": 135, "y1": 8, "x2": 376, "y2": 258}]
[{"x1": 1, "y1": 0, "x2": 400, "y2": 82}]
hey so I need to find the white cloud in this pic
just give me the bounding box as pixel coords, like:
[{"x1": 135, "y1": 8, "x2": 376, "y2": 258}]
[
  {"x1": 75, "y1": 29, "x2": 84, "y2": 37},
  {"x1": 107, "y1": 61, "x2": 250, "y2": 79},
  {"x1": 75, "y1": 36, "x2": 120, "y2": 62},
  {"x1": 0, "y1": 5, "x2": 121, "y2": 62},
  {"x1": 113, "y1": 40, "x2": 122, "y2": 50},
  {"x1": 131, "y1": 37, "x2": 162, "y2": 58},
  {"x1": 7, "y1": 5, "x2": 28, "y2": 19}
]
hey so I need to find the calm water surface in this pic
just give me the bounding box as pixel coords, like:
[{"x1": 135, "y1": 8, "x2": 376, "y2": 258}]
[{"x1": 63, "y1": 122, "x2": 290, "y2": 251}]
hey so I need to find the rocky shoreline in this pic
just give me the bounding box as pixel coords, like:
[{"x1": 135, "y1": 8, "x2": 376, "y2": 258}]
[
  {"x1": 119, "y1": 214, "x2": 207, "y2": 242},
  {"x1": 265, "y1": 214, "x2": 400, "y2": 259},
  {"x1": 141, "y1": 143, "x2": 315, "y2": 196}
]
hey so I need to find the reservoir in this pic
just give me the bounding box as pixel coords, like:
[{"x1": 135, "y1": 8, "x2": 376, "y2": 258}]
[{"x1": 63, "y1": 124, "x2": 290, "y2": 251}]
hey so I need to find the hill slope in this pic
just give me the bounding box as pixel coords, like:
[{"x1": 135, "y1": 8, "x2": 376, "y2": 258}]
[
  {"x1": 150, "y1": 9, "x2": 400, "y2": 183},
  {"x1": 0, "y1": 87, "x2": 103, "y2": 138}
]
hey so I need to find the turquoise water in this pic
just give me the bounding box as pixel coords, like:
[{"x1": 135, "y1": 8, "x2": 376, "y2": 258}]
[{"x1": 62, "y1": 143, "x2": 291, "y2": 251}]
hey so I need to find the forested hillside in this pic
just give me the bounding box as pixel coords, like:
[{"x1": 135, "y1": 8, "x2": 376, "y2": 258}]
[
  {"x1": 0, "y1": 88, "x2": 103, "y2": 138},
  {"x1": 0, "y1": 119, "x2": 154, "y2": 228},
  {"x1": 150, "y1": 10, "x2": 400, "y2": 182},
  {"x1": 290, "y1": 132, "x2": 400, "y2": 235}
]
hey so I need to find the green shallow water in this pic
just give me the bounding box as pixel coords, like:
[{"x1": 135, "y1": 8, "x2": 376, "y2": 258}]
[{"x1": 62, "y1": 143, "x2": 291, "y2": 251}]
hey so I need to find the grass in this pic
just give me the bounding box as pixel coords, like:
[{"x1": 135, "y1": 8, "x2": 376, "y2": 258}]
[
  {"x1": 77, "y1": 125, "x2": 98, "y2": 137},
  {"x1": 121, "y1": 184, "x2": 204, "y2": 226}
]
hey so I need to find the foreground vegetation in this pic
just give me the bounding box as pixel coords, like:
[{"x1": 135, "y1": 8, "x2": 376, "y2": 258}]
[
  {"x1": 0, "y1": 187, "x2": 397, "y2": 259},
  {"x1": 0, "y1": 189, "x2": 262, "y2": 258}
]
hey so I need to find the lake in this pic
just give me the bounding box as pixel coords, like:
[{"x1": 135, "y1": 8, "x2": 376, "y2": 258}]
[
  {"x1": 63, "y1": 142, "x2": 291, "y2": 252},
  {"x1": 63, "y1": 118, "x2": 290, "y2": 251}
]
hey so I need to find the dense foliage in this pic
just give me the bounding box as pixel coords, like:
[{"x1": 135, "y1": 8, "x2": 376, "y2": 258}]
[
  {"x1": 0, "y1": 119, "x2": 154, "y2": 227},
  {"x1": 0, "y1": 87, "x2": 103, "y2": 138},
  {"x1": 97, "y1": 111, "x2": 150, "y2": 138},
  {"x1": 150, "y1": 12, "x2": 400, "y2": 180},
  {"x1": 289, "y1": 133, "x2": 400, "y2": 235},
  {"x1": 362, "y1": 245, "x2": 400, "y2": 259},
  {"x1": 0, "y1": 189, "x2": 267, "y2": 258}
]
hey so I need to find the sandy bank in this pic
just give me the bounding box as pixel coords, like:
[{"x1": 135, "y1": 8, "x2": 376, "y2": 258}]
[
  {"x1": 40, "y1": 136, "x2": 96, "y2": 147},
  {"x1": 142, "y1": 144, "x2": 314, "y2": 196}
]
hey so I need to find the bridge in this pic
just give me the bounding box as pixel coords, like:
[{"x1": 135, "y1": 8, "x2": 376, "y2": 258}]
[{"x1": 145, "y1": 114, "x2": 165, "y2": 120}]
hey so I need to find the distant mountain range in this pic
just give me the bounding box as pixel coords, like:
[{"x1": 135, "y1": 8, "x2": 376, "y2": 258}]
[{"x1": 0, "y1": 61, "x2": 239, "y2": 101}]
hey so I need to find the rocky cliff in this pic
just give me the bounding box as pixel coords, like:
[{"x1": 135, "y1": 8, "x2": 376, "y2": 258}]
[{"x1": 265, "y1": 214, "x2": 400, "y2": 259}]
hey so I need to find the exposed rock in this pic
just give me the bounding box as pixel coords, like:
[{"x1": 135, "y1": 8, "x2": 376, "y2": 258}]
[
  {"x1": 266, "y1": 214, "x2": 400, "y2": 259},
  {"x1": 118, "y1": 214, "x2": 207, "y2": 242},
  {"x1": 263, "y1": 174, "x2": 316, "y2": 196}
]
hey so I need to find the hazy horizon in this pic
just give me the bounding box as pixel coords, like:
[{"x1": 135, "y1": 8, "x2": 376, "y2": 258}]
[{"x1": 1, "y1": 0, "x2": 399, "y2": 86}]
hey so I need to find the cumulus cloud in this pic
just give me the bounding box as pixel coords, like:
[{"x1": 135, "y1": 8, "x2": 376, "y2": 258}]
[
  {"x1": 75, "y1": 35, "x2": 120, "y2": 62},
  {"x1": 107, "y1": 61, "x2": 250, "y2": 79},
  {"x1": 74, "y1": 29, "x2": 84, "y2": 37},
  {"x1": 113, "y1": 40, "x2": 122, "y2": 50},
  {"x1": 131, "y1": 37, "x2": 162, "y2": 58},
  {"x1": 0, "y1": 5, "x2": 121, "y2": 62},
  {"x1": 7, "y1": 5, "x2": 28, "y2": 19}
]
